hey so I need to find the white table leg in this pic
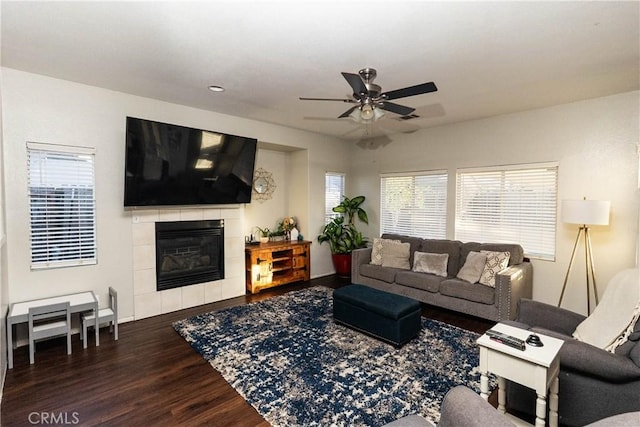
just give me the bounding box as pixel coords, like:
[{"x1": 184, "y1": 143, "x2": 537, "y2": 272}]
[
  {"x1": 480, "y1": 372, "x2": 489, "y2": 400},
  {"x1": 497, "y1": 377, "x2": 506, "y2": 414},
  {"x1": 94, "y1": 301, "x2": 100, "y2": 347},
  {"x1": 549, "y1": 376, "x2": 559, "y2": 427},
  {"x1": 83, "y1": 319, "x2": 88, "y2": 349},
  {"x1": 7, "y1": 319, "x2": 13, "y2": 369},
  {"x1": 535, "y1": 394, "x2": 547, "y2": 427}
]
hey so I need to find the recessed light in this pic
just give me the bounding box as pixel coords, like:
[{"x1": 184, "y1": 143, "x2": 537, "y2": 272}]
[{"x1": 208, "y1": 85, "x2": 225, "y2": 92}]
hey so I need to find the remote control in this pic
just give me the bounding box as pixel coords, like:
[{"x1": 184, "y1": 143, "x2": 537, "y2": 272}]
[{"x1": 486, "y1": 330, "x2": 525, "y2": 351}]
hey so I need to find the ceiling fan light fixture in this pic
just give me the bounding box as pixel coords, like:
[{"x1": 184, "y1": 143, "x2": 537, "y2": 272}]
[
  {"x1": 361, "y1": 104, "x2": 374, "y2": 120},
  {"x1": 372, "y1": 108, "x2": 385, "y2": 120},
  {"x1": 348, "y1": 104, "x2": 385, "y2": 123}
]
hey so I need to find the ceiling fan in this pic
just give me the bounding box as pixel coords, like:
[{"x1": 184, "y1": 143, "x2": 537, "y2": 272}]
[{"x1": 300, "y1": 68, "x2": 437, "y2": 122}]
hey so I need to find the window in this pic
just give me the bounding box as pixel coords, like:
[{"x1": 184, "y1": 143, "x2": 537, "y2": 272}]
[
  {"x1": 455, "y1": 163, "x2": 558, "y2": 260},
  {"x1": 325, "y1": 172, "x2": 345, "y2": 223},
  {"x1": 27, "y1": 142, "x2": 97, "y2": 269},
  {"x1": 380, "y1": 171, "x2": 448, "y2": 239}
]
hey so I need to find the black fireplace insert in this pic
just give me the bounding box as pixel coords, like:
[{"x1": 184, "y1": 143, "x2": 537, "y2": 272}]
[{"x1": 155, "y1": 220, "x2": 224, "y2": 291}]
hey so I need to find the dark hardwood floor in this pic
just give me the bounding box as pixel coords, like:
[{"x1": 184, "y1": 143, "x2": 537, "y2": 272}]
[{"x1": 2, "y1": 276, "x2": 495, "y2": 426}]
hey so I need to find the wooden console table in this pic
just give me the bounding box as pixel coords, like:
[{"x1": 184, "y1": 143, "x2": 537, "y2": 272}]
[{"x1": 245, "y1": 240, "x2": 311, "y2": 293}]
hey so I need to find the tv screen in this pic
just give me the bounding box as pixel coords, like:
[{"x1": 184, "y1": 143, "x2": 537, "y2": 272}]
[{"x1": 124, "y1": 117, "x2": 257, "y2": 207}]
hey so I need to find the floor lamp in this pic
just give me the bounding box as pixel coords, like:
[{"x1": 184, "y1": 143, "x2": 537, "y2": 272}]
[{"x1": 558, "y1": 199, "x2": 610, "y2": 314}]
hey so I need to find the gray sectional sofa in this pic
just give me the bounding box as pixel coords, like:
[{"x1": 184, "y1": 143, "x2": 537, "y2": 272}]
[{"x1": 351, "y1": 234, "x2": 533, "y2": 321}]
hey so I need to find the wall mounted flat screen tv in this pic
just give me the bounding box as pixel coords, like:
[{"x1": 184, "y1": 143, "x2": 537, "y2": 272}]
[{"x1": 124, "y1": 117, "x2": 257, "y2": 207}]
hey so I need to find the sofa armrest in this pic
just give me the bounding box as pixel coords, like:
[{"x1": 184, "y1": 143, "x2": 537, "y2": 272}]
[
  {"x1": 495, "y1": 262, "x2": 533, "y2": 321},
  {"x1": 558, "y1": 339, "x2": 640, "y2": 382},
  {"x1": 439, "y1": 386, "x2": 515, "y2": 427},
  {"x1": 351, "y1": 247, "x2": 372, "y2": 282},
  {"x1": 516, "y1": 298, "x2": 586, "y2": 336}
]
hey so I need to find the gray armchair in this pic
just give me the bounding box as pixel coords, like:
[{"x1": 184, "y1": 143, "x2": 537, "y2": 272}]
[
  {"x1": 503, "y1": 298, "x2": 640, "y2": 426},
  {"x1": 384, "y1": 386, "x2": 514, "y2": 427},
  {"x1": 384, "y1": 386, "x2": 640, "y2": 426}
]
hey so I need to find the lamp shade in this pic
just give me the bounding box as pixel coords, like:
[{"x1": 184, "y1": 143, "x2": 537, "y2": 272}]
[
  {"x1": 562, "y1": 199, "x2": 610, "y2": 225},
  {"x1": 348, "y1": 105, "x2": 385, "y2": 123}
]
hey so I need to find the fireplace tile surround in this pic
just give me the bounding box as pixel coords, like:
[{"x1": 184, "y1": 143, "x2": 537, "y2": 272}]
[{"x1": 131, "y1": 207, "x2": 245, "y2": 320}]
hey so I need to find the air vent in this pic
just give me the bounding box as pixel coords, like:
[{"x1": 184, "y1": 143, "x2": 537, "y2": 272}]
[{"x1": 397, "y1": 114, "x2": 420, "y2": 121}]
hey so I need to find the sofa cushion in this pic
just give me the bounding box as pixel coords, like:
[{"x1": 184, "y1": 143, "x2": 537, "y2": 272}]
[
  {"x1": 440, "y1": 279, "x2": 495, "y2": 305},
  {"x1": 370, "y1": 237, "x2": 401, "y2": 265},
  {"x1": 419, "y1": 239, "x2": 463, "y2": 277},
  {"x1": 460, "y1": 242, "x2": 524, "y2": 271},
  {"x1": 396, "y1": 270, "x2": 444, "y2": 293},
  {"x1": 358, "y1": 264, "x2": 399, "y2": 283},
  {"x1": 456, "y1": 251, "x2": 487, "y2": 283},
  {"x1": 413, "y1": 251, "x2": 449, "y2": 277},
  {"x1": 380, "y1": 240, "x2": 411, "y2": 269}
]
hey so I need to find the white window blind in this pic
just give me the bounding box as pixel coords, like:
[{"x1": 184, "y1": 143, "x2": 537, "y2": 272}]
[
  {"x1": 380, "y1": 171, "x2": 448, "y2": 239},
  {"x1": 325, "y1": 172, "x2": 345, "y2": 223},
  {"x1": 28, "y1": 142, "x2": 97, "y2": 269},
  {"x1": 455, "y1": 163, "x2": 558, "y2": 260}
]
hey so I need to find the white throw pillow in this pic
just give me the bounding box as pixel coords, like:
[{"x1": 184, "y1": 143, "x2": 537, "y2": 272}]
[
  {"x1": 456, "y1": 251, "x2": 487, "y2": 284},
  {"x1": 370, "y1": 237, "x2": 400, "y2": 265},
  {"x1": 380, "y1": 241, "x2": 411, "y2": 270},
  {"x1": 573, "y1": 268, "x2": 640, "y2": 352},
  {"x1": 413, "y1": 251, "x2": 449, "y2": 277},
  {"x1": 479, "y1": 250, "x2": 511, "y2": 287}
]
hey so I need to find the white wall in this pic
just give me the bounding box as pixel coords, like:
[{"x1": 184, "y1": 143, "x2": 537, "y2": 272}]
[
  {"x1": 3, "y1": 67, "x2": 636, "y2": 322},
  {"x1": 1, "y1": 68, "x2": 350, "y2": 321},
  {"x1": 245, "y1": 149, "x2": 292, "y2": 238},
  {"x1": 0, "y1": 65, "x2": 8, "y2": 389},
  {"x1": 244, "y1": 147, "x2": 311, "y2": 239},
  {"x1": 349, "y1": 91, "x2": 640, "y2": 315}
]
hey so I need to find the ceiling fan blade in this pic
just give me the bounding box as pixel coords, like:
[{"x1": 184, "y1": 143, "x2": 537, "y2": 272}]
[
  {"x1": 379, "y1": 102, "x2": 415, "y2": 116},
  {"x1": 381, "y1": 82, "x2": 438, "y2": 100},
  {"x1": 338, "y1": 106, "x2": 358, "y2": 118},
  {"x1": 341, "y1": 72, "x2": 368, "y2": 97},
  {"x1": 299, "y1": 97, "x2": 353, "y2": 102}
]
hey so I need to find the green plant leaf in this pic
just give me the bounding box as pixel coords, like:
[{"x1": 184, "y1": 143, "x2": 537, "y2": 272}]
[{"x1": 350, "y1": 195, "x2": 365, "y2": 206}]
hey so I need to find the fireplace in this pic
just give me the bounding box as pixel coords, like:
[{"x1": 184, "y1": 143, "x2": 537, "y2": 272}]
[{"x1": 155, "y1": 220, "x2": 224, "y2": 291}]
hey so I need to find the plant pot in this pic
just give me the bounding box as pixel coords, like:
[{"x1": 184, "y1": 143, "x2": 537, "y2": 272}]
[
  {"x1": 259, "y1": 236, "x2": 269, "y2": 244},
  {"x1": 332, "y1": 253, "x2": 352, "y2": 279}
]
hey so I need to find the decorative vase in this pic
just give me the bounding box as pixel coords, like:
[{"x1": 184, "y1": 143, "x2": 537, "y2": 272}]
[
  {"x1": 285, "y1": 230, "x2": 291, "y2": 240},
  {"x1": 259, "y1": 236, "x2": 269, "y2": 244}
]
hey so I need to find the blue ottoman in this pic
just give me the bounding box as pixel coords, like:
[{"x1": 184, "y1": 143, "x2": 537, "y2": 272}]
[{"x1": 333, "y1": 284, "x2": 422, "y2": 347}]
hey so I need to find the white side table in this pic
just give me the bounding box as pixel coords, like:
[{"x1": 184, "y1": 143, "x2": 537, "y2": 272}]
[{"x1": 477, "y1": 323, "x2": 564, "y2": 427}]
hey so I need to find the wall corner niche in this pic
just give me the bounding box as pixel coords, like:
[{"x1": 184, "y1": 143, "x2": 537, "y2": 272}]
[{"x1": 252, "y1": 167, "x2": 276, "y2": 202}]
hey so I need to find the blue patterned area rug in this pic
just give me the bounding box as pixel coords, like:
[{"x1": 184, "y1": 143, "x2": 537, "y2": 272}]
[{"x1": 173, "y1": 286, "x2": 492, "y2": 426}]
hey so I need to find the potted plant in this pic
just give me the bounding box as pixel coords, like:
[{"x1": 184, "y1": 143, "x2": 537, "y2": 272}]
[
  {"x1": 255, "y1": 226, "x2": 271, "y2": 244},
  {"x1": 317, "y1": 195, "x2": 369, "y2": 277}
]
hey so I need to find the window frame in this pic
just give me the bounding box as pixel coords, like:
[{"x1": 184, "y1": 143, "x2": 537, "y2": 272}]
[
  {"x1": 379, "y1": 170, "x2": 448, "y2": 239},
  {"x1": 27, "y1": 142, "x2": 97, "y2": 270},
  {"x1": 454, "y1": 162, "x2": 558, "y2": 261},
  {"x1": 324, "y1": 172, "x2": 345, "y2": 224}
]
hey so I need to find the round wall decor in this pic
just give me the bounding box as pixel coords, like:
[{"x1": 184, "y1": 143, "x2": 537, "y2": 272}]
[{"x1": 252, "y1": 167, "x2": 276, "y2": 202}]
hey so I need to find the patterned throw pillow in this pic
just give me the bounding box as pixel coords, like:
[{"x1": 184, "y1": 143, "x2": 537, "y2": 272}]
[
  {"x1": 456, "y1": 251, "x2": 487, "y2": 284},
  {"x1": 479, "y1": 250, "x2": 511, "y2": 287},
  {"x1": 412, "y1": 251, "x2": 449, "y2": 277},
  {"x1": 370, "y1": 237, "x2": 400, "y2": 265}
]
